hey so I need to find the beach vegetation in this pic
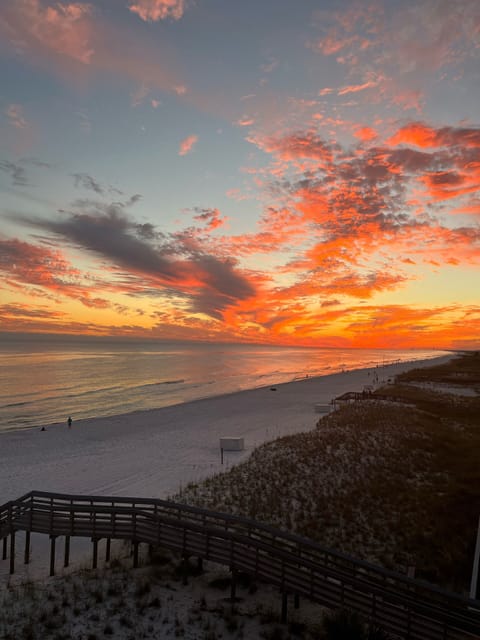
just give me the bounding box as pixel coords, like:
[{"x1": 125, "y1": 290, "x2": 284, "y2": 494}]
[{"x1": 175, "y1": 355, "x2": 480, "y2": 591}]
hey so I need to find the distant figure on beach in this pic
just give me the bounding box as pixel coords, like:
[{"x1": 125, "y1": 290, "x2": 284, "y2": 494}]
[{"x1": 67, "y1": 416, "x2": 72, "y2": 428}]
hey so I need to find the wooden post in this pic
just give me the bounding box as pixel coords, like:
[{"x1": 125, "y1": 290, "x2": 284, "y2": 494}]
[
  {"x1": 470, "y1": 515, "x2": 480, "y2": 600},
  {"x1": 49, "y1": 536, "x2": 56, "y2": 577},
  {"x1": 230, "y1": 569, "x2": 237, "y2": 611},
  {"x1": 294, "y1": 593, "x2": 300, "y2": 609},
  {"x1": 105, "y1": 537, "x2": 111, "y2": 563},
  {"x1": 24, "y1": 531, "x2": 30, "y2": 564},
  {"x1": 281, "y1": 591, "x2": 288, "y2": 623},
  {"x1": 182, "y1": 555, "x2": 188, "y2": 585},
  {"x1": 64, "y1": 536, "x2": 70, "y2": 568},
  {"x1": 9, "y1": 532, "x2": 15, "y2": 575},
  {"x1": 92, "y1": 538, "x2": 98, "y2": 569},
  {"x1": 2, "y1": 536, "x2": 7, "y2": 560},
  {"x1": 221, "y1": 447, "x2": 224, "y2": 465},
  {"x1": 133, "y1": 541, "x2": 139, "y2": 568}
]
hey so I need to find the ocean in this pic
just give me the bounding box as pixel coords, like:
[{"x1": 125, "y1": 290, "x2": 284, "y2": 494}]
[{"x1": 0, "y1": 338, "x2": 447, "y2": 432}]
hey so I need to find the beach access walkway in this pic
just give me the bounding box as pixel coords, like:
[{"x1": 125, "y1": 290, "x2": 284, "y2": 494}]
[{"x1": 1, "y1": 490, "x2": 479, "y2": 640}]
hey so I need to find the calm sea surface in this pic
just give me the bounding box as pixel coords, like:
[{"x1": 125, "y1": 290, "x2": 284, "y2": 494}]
[{"x1": 0, "y1": 339, "x2": 447, "y2": 432}]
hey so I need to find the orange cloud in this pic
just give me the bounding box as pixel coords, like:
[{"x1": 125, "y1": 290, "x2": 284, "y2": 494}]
[
  {"x1": 128, "y1": 0, "x2": 185, "y2": 22},
  {"x1": 337, "y1": 79, "x2": 380, "y2": 95},
  {"x1": 388, "y1": 122, "x2": 480, "y2": 149},
  {"x1": 241, "y1": 119, "x2": 480, "y2": 323},
  {"x1": 0, "y1": 236, "x2": 117, "y2": 310},
  {"x1": 450, "y1": 198, "x2": 480, "y2": 216},
  {"x1": 388, "y1": 123, "x2": 441, "y2": 148},
  {"x1": 340, "y1": 304, "x2": 480, "y2": 350},
  {"x1": 249, "y1": 130, "x2": 333, "y2": 166},
  {"x1": 192, "y1": 208, "x2": 226, "y2": 231},
  {"x1": 419, "y1": 171, "x2": 479, "y2": 201},
  {"x1": 0, "y1": 1, "x2": 185, "y2": 97},
  {"x1": 0, "y1": 0, "x2": 95, "y2": 64},
  {"x1": 179, "y1": 134, "x2": 198, "y2": 156},
  {"x1": 354, "y1": 126, "x2": 377, "y2": 141},
  {"x1": 214, "y1": 206, "x2": 308, "y2": 259},
  {"x1": 236, "y1": 116, "x2": 255, "y2": 127}
]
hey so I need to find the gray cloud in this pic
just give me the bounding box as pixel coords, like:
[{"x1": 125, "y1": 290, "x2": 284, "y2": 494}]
[
  {"x1": 0, "y1": 160, "x2": 28, "y2": 186},
  {"x1": 15, "y1": 204, "x2": 255, "y2": 319},
  {"x1": 41, "y1": 209, "x2": 179, "y2": 280},
  {"x1": 72, "y1": 173, "x2": 105, "y2": 195},
  {"x1": 193, "y1": 254, "x2": 254, "y2": 299},
  {"x1": 126, "y1": 194, "x2": 142, "y2": 206},
  {"x1": 20, "y1": 157, "x2": 52, "y2": 169}
]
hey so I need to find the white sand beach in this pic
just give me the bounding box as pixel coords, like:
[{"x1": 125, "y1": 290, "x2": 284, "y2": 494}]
[{"x1": 0, "y1": 355, "x2": 452, "y2": 504}]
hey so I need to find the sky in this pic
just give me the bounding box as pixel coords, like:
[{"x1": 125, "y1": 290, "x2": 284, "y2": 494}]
[{"x1": 0, "y1": 0, "x2": 479, "y2": 349}]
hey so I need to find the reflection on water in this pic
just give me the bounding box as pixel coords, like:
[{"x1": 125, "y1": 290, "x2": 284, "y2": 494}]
[{"x1": 0, "y1": 339, "x2": 446, "y2": 432}]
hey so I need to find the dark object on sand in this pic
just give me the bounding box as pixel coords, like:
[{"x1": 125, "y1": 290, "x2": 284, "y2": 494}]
[
  {"x1": 67, "y1": 416, "x2": 72, "y2": 428},
  {"x1": 270, "y1": 387, "x2": 277, "y2": 391}
]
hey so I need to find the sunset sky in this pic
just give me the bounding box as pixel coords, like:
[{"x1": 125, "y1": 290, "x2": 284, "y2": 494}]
[{"x1": 0, "y1": 0, "x2": 479, "y2": 348}]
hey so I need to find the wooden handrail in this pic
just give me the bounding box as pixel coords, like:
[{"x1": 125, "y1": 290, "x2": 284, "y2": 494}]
[{"x1": 1, "y1": 490, "x2": 479, "y2": 639}]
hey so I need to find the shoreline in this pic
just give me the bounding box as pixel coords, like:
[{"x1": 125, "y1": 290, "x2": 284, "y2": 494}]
[
  {"x1": 3, "y1": 352, "x2": 450, "y2": 436},
  {"x1": 0, "y1": 349, "x2": 450, "y2": 435},
  {"x1": 0, "y1": 354, "x2": 453, "y2": 505}
]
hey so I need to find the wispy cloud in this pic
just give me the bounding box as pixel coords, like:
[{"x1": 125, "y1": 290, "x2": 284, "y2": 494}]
[
  {"x1": 311, "y1": 0, "x2": 480, "y2": 111},
  {"x1": 0, "y1": 237, "x2": 106, "y2": 309},
  {"x1": 0, "y1": 160, "x2": 28, "y2": 186},
  {"x1": 72, "y1": 173, "x2": 104, "y2": 195},
  {"x1": 130, "y1": 82, "x2": 150, "y2": 107},
  {"x1": 236, "y1": 116, "x2": 255, "y2": 127},
  {"x1": 6, "y1": 104, "x2": 28, "y2": 129}
]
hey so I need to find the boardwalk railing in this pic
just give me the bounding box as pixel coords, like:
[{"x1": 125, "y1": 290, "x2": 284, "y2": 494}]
[{"x1": 1, "y1": 491, "x2": 479, "y2": 640}]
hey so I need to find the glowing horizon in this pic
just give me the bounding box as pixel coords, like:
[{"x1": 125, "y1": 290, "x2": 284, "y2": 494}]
[{"x1": 0, "y1": 0, "x2": 479, "y2": 349}]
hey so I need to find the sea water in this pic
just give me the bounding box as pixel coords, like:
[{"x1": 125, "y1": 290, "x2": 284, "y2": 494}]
[{"x1": 0, "y1": 337, "x2": 446, "y2": 432}]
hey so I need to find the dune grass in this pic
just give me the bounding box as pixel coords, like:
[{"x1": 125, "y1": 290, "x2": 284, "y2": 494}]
[
  {"x1": 0, "y1": 548, "x2": 360, "y2": 639},
  {"x1": 176, "y1": 354, "x2": 480, "y2": 592}
]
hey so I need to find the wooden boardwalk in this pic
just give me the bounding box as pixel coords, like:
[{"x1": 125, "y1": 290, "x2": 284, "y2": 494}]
[{"x1": 1, "y1": 491, "x2": 479, "y2": 639}]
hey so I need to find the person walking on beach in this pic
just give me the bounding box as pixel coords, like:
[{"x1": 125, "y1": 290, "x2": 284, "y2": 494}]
[{"x1": 67, "y1": 416, "x2": 72, "y2": 428}]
